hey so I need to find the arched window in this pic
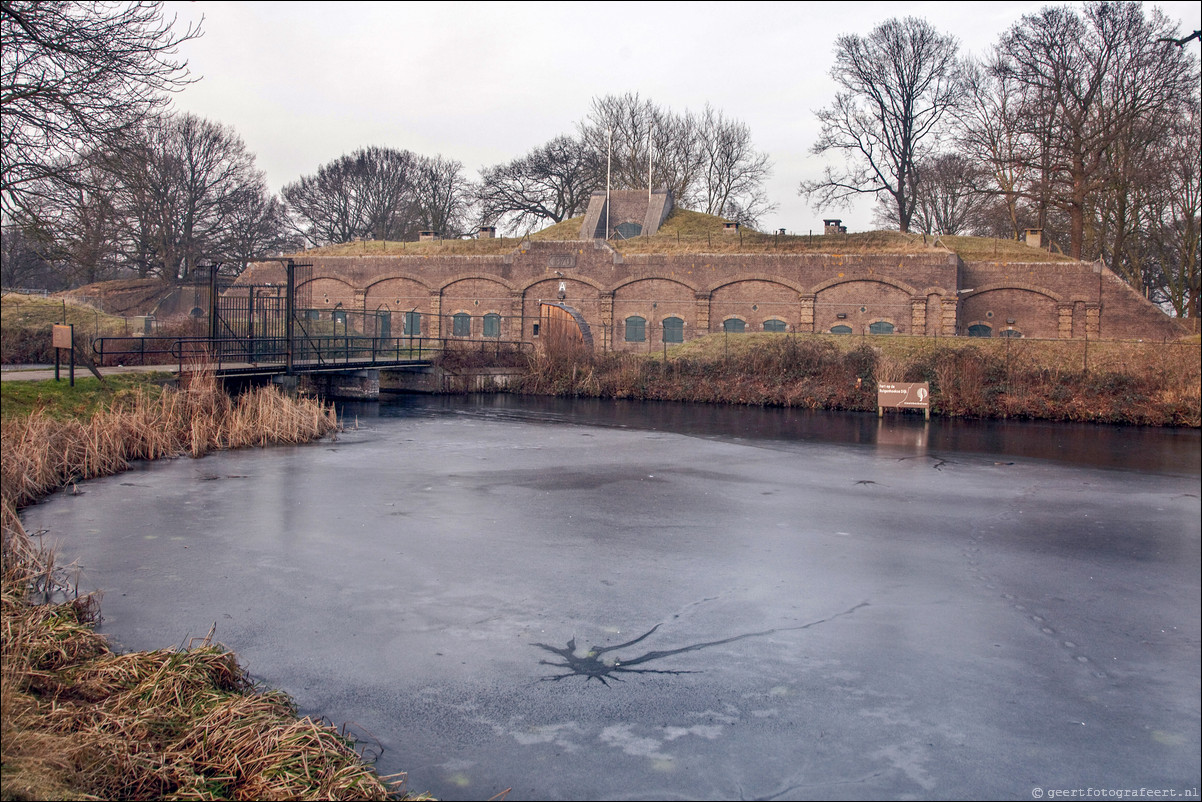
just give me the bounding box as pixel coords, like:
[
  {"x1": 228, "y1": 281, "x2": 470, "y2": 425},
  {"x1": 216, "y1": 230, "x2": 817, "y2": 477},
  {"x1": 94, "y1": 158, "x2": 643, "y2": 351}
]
[
  {"x1": 1000, "y1": 328, "x2": 1022, "y2": 338},
  {"x1": 615, "y1": 222, "x2": 643, "y2": 239},
  {"x1": 968, "y1": 324, "x2": 992, "y2": 338},
  {"x1": 452, "y1": 313, "x2": 471, "y2": 337},
  {"x1": 868, "y1": 321, "x2": 894, "y2": 335},
  {"x1": 830, "y1": 325, "x2": 853, "y2": 335},
  {"x1": 403, "y1": 311, "x2": 421, "y2": 336},
  {"x1": 723, "y1": 318, "x2": 746, "y2": 333},
  {"x1": 625, "y1": 316, "x2": 646, "y2": 342},
  {"x1": 763, "y1": 319, "x2": 787, "y2": 332},
  {"x1": 662, "y1": 317, "x2": 684, "y2": 343},
  {"x1": 483, "y1": 313, "x2": 501, "y2": 338}
]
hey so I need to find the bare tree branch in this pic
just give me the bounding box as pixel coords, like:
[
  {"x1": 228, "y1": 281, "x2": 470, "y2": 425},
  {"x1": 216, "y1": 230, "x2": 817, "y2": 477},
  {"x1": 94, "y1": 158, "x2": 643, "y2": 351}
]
[{"x1": 1, "y1": 1, "x2": 201, "y2": 218}]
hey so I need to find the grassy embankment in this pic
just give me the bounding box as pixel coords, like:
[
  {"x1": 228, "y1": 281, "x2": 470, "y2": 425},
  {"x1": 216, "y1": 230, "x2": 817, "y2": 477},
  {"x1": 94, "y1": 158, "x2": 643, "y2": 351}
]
[
  {"x1": 512, "y1": 331, "x2": 1201, "y2": 427},
  {"x1": 1, "y1": 293, "x2": 132, "y2": 366},
  {"x1": 0, "y1": 372, "x2": 421, "y2": 800},
  {"x1": 298, "y1": 210, "x2": 1077, "y2": 261}
]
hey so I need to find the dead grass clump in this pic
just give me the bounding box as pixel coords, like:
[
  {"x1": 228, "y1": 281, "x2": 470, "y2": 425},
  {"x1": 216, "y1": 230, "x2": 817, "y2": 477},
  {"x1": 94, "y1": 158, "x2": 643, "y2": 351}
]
[{"x1": 512, "y1": 333, "x2": 1198, "y2": 426}]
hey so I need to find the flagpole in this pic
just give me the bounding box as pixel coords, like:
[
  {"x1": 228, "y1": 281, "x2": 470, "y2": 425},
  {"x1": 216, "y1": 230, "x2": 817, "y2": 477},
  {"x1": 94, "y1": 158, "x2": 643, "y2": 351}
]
[
  {"x1": 606, "y1": 128, "x2": 612, "y2": 240},
  {"x1": 647, "y1": 127, "x2": 653, "y2": 202}
]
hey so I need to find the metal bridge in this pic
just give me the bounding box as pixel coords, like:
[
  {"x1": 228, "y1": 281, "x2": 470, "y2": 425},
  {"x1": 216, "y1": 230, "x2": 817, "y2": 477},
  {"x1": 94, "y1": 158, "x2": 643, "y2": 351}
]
[{"x1": 91, "y1": 260, "x2": 529, "y2": 377}]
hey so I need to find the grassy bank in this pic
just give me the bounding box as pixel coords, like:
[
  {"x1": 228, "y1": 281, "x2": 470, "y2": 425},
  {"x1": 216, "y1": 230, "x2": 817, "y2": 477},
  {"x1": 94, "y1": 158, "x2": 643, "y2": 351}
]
[
  {"x1": 515, "y1": 333, "x2": 1201, "y2": 427},
  {"x1": 0, "y1": 373, "x2": 418, "y2": 800}
]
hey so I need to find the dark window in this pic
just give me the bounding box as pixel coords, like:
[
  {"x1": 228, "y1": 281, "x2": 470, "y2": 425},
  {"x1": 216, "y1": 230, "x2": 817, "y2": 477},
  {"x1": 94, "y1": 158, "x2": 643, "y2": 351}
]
[
  {"x1": 483, "y1": 313, "x2": 501, "y2": 337},
  {"x1": 968, "y1": 324, "x2": 992, "y2": 338},
  {"x1": 452, "y1": 313, "x2": 471, "y2": 337},
  {"x1": 662, "y1": 317, "x2": 684, "y2": 343},
  {"x1": 377, "y1": 312, "x2": 391, "y2": 339},
  {"x1": 763, "y1": 319, "x2": 787, "y2": 332},
  {"x1": 723, "y1": 318, "x2": 746, "y2": 333},
  {"x1": 625, "y1": 316, "x2": 646, "y2": 342},
  {"x1": 332, "y1": 309, "x2": 347, "y2": 330},
  {"x1": 532, "y1": 322, "x2": 540, "y2": 337},
  {"x1": 830, "y1": 325, "x2": 853, "y2": 335},
  {"x1": 1000, "y1": 328, "x2": 1022, "y2": 338},
  {"x1": 615, "y1": 222, "x2": 643, "y2": 239},
  {"x1": 868, "y1": 321, "x2": 894, "y2": 335},
  {"x1": 403, "y1": 311, "x2": 420, "y2": 336}
]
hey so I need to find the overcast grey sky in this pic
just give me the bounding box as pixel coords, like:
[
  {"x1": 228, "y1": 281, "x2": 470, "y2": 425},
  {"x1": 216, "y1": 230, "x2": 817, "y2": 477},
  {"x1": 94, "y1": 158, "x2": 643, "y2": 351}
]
[{"x1": 161, "y1": 1, "x2": 1202, "y2": 236}]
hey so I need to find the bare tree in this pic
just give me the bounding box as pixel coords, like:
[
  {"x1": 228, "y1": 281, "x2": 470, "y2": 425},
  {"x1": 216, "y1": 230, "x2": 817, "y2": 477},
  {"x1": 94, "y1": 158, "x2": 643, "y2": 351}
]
[
  {"x1": 578, "y1": 93, "x2": 670, "y2": 192},
  {"x1": 477, "y1": 136, "x2": 602, "y2": 234},
  {"x1": 697, "y1": 104, "x2": 775, "y2": 226},
  {"x1": 223, "y1": 189, "x2": 299, "y2": 275},
  {"x1": 1, "y1": 1, "x2": 200, "y2": 219},
  {"x1": 800, "y1": 17, "x2": 960, "y2": 233},
  {"x1": 282, "y1": 146, "x2": 423, "y2": 245},
  {"x1": 578, "y1": 93, "x2": 773, "y2": 226},
  {"x1": 872, "y1": 153, "x2": 988, "y2": 235},
  {"x1": 954, "y1": 56, "x2": 1035, "y2": 239},
  {"x1": 283, "y1": 155, "x2": 373, "y2": 247},
  {"x1": 27, "y1": 152, "x2": 124, "y2": 284},
  {"x1": 579, "y1": 93, "x2": 710, "y2": 207},
  {"x1": 995, "y1": 2, "x2": 1197, "y2": 260},
  {"x1": 1140, "y1": 105, "x2": 1200, "y2": 318},
  {"x1": 1, "y1": 218, "x2": 63, "y2": 289},
  {"x1": 111, "y1": 113, "x2": 271, "y2": 281},
  {"x1": 413, "y1": 154, "x2": 472, "y2": 237}
]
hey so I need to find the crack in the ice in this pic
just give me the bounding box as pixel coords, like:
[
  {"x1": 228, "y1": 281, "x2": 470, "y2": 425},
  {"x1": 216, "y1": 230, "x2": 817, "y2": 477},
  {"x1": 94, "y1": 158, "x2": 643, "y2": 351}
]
[{"x1": 533, "y1": 602, "x2": 869, "y2": 685}]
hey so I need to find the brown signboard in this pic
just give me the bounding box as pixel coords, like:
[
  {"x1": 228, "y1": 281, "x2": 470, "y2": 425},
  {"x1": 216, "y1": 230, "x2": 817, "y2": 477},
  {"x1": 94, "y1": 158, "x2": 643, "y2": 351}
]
[
  {"x1": 878, "y1": 382, "x2": 931, "y2": 419},
  {"x1": 52, "y1": 323, "x2": 73, "y2": 349}
]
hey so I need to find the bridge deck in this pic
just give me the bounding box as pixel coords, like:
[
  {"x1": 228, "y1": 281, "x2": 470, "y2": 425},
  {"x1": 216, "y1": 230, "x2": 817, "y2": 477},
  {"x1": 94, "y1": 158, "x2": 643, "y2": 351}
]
[{"x1": 90, "y1": 335, "x2": 528, "y2": 377}]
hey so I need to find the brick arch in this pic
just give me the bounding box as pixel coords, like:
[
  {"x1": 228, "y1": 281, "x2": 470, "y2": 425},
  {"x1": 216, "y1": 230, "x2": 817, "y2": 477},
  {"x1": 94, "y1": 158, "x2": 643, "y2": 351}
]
[
  {"x1": 962, "y1": 282, "x2": 1063, "y2": 303},
  {"x1": 811, "y1": 277, "x2": 915, "y2": 335},
  {"x1": 704, "y1": 274, "x2": 806, "y2": 295},
  {"x1": 299, "y1": 276, "x2": 357, "y2": 311},
  {"x1": 610, "y1": 275, "x2": 700, "y2": 295},
  {"x1": 298, "y1": 276, "x2": 356, "y2": 294},
  {"x1": 439, "y1": 273, "x2": 519, "y2": 293},
  {"x1": 808, "y1": 275, "x2": 919, "y2": 296},
  {"x1": 517, "y1": 273, "x2": 607, "y2": 294},
  {"x1": 363, "y1": 274, "x2": 435, "y2": 294},
  {"x1": 960, "y1": 286, "x2": 1061, "y2": 339},
  {"x1": 364, "y1": 276, "x2": 436, "y2": 315}
]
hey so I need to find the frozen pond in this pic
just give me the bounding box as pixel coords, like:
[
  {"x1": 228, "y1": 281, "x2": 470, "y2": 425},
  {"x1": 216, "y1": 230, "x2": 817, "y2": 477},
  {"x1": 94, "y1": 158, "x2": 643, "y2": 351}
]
[{"x1": 21, "y1": 396, "x2": 1202, "y2": 800}]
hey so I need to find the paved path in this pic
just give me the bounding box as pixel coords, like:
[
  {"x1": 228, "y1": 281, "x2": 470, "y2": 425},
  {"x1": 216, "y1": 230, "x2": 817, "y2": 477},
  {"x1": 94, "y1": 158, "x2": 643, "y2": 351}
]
[{"x1": 0, "y1": 364, "x2": 177, "y2": 382}]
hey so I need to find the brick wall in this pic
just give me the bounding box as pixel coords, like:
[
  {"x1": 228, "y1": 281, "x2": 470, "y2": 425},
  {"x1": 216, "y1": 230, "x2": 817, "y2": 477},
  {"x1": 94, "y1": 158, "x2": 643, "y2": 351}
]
[{"x1": 233, "y1": 243, "x2": 1183, "y2": 348}]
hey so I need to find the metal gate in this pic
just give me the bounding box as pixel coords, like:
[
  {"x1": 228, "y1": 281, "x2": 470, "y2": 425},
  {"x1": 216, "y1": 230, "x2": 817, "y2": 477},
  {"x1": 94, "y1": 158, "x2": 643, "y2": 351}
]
[{"x1": 202, "y1": 261, "x2": 313, "y2": 365}]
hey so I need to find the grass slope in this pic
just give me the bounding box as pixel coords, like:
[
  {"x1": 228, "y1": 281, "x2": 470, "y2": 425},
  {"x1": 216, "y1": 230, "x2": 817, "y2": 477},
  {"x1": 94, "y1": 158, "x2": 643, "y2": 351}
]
[{"x1": 290, "y1": 209, "x2": 1074, "y2": 262}]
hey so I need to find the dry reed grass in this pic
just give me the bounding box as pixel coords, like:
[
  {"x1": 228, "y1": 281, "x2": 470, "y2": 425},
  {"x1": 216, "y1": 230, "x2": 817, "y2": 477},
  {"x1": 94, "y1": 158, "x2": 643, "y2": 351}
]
[
  {"x1": 1, "y1": 370, "x2": 423, "y2": 800},
  {"x1": 515, "y1": 333, "x2": 1200, "y2": 427}
]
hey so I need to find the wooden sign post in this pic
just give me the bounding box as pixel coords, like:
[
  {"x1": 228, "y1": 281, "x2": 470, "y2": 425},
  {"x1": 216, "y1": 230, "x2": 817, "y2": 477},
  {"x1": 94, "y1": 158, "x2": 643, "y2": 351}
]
[
  {"x1": 52, "y1": 323, "x2": 75, "y2": 386},
  {"x1": 877, "y1": 381, "x2": 930, "y2": 420}
]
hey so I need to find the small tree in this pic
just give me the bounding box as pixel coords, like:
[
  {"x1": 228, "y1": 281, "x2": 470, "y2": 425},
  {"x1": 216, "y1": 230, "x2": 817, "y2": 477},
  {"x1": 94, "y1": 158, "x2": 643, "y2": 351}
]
[
  {"x1": 801, "y1": 17, "x2": 960, "y2": 233},
  {"x1": 476, "y1": 135, "x2": 601, "y2": 234}
]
